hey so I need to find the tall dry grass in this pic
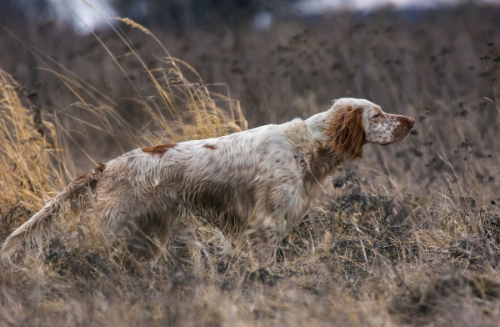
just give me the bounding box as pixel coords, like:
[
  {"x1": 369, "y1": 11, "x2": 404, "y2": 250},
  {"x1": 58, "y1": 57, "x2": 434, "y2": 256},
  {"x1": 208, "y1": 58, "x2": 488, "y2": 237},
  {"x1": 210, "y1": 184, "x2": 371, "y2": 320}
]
[
  {"x1": 1, "y1": 5, "x2": 500, "y2": 327},
  {"x1": 0, "y1": 69, "x2": 64, "y2": 210},
  {"x1": 0, "y1": 17, "x2": 246, "y2": 214},
  {"x1": 0, "y1": 19, "x2": 247, "y2": 271}
]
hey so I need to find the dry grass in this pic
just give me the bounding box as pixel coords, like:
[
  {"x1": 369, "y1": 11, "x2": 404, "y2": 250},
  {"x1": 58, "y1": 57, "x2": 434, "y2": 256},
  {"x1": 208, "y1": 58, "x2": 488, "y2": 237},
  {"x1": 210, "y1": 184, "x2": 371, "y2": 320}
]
[{"x1": 1, "y1": 5, "x2": 500, "y2": 326}]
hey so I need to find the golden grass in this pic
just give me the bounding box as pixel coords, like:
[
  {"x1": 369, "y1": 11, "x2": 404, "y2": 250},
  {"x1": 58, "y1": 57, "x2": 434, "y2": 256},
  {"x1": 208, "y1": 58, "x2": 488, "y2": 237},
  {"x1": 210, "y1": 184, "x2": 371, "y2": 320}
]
[
  {"x1": 0, "y1": 69, "x2": 66, "y2": 209},
  {"x1": 1, "y1": 8, "x2": 500, "y2": 326},
  {"x1": 0, "y1": 19, "x2": 246, "y2": 209}
]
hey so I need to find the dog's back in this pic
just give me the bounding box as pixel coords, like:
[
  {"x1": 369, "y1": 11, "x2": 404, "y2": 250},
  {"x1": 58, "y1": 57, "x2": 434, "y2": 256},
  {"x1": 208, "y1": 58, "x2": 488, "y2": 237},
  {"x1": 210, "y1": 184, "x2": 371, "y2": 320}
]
[{"x1": 2, "y1": 98, "x2": 414, "y2": 263}]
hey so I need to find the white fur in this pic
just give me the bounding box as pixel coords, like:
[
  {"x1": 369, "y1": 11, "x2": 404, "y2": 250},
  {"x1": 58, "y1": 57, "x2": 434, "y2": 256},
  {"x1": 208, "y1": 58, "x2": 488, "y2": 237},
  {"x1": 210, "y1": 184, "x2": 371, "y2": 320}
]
[{"x1": 1, "y1": 98, "x2": 415, "y2": 263}]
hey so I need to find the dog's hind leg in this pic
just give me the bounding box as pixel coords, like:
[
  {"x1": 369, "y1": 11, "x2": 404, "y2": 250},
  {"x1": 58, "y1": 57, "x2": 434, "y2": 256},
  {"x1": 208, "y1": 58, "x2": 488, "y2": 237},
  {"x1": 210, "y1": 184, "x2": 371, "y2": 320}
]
[
  {"x1": 123, "y1": 210, "x2": 175, "y2": 262},
  {"x1": 100, "y1": 207, "x2": 175, "y2": 262}
]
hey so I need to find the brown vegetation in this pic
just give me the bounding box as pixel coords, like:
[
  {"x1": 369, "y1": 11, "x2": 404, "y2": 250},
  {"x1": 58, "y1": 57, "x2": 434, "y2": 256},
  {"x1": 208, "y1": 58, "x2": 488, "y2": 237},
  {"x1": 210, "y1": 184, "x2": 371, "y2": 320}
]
[{"x1": 1, "y1": 4, "x2": 500, "y2": 326}]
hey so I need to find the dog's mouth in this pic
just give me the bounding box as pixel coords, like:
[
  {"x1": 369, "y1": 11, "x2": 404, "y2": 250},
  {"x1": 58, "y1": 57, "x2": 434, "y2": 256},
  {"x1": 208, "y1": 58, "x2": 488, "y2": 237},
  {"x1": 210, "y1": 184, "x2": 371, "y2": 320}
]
[{"x1": 388, "y1": 121, "x2": 415, "y2": 145}]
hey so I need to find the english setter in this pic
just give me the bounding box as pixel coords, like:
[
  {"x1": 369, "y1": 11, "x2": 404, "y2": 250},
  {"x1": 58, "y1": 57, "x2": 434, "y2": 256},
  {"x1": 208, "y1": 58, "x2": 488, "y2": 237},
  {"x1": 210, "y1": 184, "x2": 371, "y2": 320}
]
[{"x1": 1, "y1": 98, "x2": 415, "y2": 263}]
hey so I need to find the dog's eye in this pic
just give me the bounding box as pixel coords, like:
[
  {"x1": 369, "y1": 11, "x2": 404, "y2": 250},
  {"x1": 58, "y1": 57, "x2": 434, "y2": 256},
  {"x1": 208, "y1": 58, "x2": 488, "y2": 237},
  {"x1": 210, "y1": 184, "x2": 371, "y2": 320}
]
[{"x1": 373, "y1": 113, "x2": 380, "y2": 118}]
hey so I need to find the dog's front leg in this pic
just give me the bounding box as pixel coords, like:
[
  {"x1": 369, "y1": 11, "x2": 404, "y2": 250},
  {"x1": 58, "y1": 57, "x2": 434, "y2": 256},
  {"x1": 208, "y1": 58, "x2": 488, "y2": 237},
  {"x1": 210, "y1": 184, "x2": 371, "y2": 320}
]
[{"x1": 243, "y1": 215, "x2": 287, "y2": 267}]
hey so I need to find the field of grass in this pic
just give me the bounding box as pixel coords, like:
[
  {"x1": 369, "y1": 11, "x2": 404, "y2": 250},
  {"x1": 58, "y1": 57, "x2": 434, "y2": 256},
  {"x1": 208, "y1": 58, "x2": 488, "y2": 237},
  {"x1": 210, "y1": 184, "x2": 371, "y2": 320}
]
[{"x1": 1, "y1": 4, "x2": 500, "y2": 326}]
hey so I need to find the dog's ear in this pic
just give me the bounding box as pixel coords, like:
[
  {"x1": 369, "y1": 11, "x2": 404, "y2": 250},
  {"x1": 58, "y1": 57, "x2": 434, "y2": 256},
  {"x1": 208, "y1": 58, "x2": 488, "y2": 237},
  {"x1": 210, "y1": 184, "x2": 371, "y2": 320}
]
[{"x1": 325, "y1": 107, "x2": 365, "y2": 160}]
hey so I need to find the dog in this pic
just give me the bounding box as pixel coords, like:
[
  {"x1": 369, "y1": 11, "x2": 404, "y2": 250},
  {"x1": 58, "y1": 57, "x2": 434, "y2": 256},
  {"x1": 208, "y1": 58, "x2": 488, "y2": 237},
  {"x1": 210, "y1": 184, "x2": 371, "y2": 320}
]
[{"x1": 1, "y1": 98, "x2": 415, "y2": 263}]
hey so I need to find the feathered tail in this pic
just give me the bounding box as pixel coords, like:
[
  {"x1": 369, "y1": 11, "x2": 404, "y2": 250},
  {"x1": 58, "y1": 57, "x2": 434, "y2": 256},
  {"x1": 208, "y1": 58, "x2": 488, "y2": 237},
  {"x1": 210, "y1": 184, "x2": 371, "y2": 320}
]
[
  {"x1": 1, "y1": 191, "x2": 68, "y2": 260},
  {"x1": 1, "y1": 162, "x2": 106, "y2": 261}
]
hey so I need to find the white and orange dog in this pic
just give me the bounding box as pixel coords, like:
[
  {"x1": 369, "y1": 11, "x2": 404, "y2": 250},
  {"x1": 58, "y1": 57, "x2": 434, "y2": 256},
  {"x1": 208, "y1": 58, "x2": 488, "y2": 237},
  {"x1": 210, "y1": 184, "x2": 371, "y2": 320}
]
[{"x1": 1, "y1": 98, "x2": 415, "y2": 262}]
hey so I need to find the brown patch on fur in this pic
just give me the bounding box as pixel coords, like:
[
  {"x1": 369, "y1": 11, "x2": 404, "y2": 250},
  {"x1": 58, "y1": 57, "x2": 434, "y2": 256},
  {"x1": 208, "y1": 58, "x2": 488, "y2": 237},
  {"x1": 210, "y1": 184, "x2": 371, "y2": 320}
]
[
  {"x1": 142, "y1": 143, "x2": 176, "y2": 156},
  {"x1": 73, "y1": 173, "x2": 88, "y2": 185},
  {"x1": 325, "y1": 107, "x2": 365, "y2": 160},
  {"x1": 94, "y1": 162, "x2": 106, "y2": 173},
  {"x1": 73, "y1": 162, "x2": 107, "y2": 191},
  {"x1": 203, "y1": 144, "x2": 216, "y2": 150}
]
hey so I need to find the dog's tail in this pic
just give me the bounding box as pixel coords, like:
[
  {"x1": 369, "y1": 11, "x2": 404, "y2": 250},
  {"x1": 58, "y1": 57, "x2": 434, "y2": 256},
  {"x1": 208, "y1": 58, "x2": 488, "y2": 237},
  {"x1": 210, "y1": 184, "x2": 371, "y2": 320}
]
[
  {"x1": 1, "y1": 163, "x2": 106, "y2": 261},
  {"x1": 1, "y1": 190, "x2": 69, "y2": 261}
]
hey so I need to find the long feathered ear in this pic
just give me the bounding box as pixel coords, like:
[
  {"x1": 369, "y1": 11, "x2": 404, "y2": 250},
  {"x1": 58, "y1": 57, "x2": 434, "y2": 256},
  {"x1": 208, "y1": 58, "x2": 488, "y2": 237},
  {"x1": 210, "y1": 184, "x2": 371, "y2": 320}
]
[{"x1": 325, "y1": 107, "x2": 365, "y2": 160}]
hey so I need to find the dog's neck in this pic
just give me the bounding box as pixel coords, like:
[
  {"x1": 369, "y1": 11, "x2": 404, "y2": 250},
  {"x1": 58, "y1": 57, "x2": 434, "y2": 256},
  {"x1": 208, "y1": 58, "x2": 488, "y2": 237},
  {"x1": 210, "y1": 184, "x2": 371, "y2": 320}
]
[
  {"x1": 304, "y1": 110, "x2": 332, "y2": 144},
  {"x1": 283, "y1": 109, "x2": 363, "y2": 185},
  {"x1": 303, "y1": 109, "x2": 360, "y2": 182}
]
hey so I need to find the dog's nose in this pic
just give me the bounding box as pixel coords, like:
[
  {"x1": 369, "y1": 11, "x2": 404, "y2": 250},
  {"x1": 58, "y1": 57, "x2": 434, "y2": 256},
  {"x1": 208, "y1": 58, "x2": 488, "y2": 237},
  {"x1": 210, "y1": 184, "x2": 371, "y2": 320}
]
[{"x1": 408, "y1": 117, "x2": 415, "y2": 127}]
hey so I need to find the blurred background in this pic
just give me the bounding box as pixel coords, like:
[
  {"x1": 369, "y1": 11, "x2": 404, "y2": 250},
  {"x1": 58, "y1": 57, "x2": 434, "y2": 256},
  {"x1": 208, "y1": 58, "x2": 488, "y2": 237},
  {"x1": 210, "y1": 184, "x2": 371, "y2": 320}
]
[
  {"x1": 3, "y1": 3, "x2": 500, "y2": 325},
  {"x1": 1, "y1": 0, "x2": 500, "y2": 197}
]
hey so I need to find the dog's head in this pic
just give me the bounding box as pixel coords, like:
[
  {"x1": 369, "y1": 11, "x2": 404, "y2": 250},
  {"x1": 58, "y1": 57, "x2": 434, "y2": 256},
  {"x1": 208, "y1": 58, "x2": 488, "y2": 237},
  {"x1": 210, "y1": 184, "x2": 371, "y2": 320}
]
[{"x1": 324, "y1": 98, "x2": 415, "y2": 160}]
